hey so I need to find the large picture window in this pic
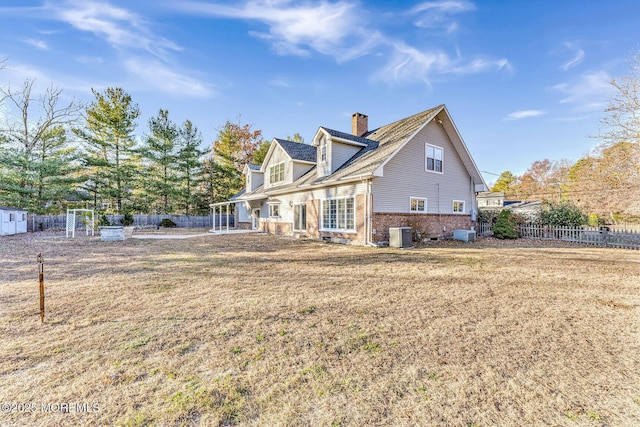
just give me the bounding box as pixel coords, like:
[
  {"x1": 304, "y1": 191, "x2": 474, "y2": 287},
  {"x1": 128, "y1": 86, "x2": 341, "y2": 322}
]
[
  {"x1": 426, "y1": 144, "x2": 443, "y2": 173},
  {"x1": 269, "y1": 162, "x2": 285, "y2": 184},
  {"x1": 321, "y1": 197, "x2": 355, "y2": 231}
]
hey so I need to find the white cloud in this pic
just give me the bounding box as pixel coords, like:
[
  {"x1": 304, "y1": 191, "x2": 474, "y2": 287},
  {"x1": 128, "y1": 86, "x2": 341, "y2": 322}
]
[
  {"x1": 411, "y1": 0, "x2": 476, "y2": 14},
  {"x1": 374, "y1": 42, "x2": 510, "y2": 84},
  {"x1": 175, "y1": 1, "x2": 509, "y2": 86},
  {"x1": 411, "y1": 0, "x2": 475, "y2": 31},
  {"x1": 561, "y1": 42, "x2": 584, "y2": 71},
  {"x1": 178, "y1": 0, "x2": 359, "y2": 57},
  {"x1": 504, "y1": 110, "x2": 545, "y2": 120},
  {"x1": 550, "y1": 71, "x2": 612, "y2": 109},
  {"x1": 269, "y1": 78, "x2": 291, "y2": 88},
  {"x1": 23, "y1": 38, "x2": 48, "y2": 50},
  {"x1": 52, "y1": 0, "x2": 181, "y2": 59},
  {"x1": 123, "y1": 58, "x2": 214, "y2": 98}
]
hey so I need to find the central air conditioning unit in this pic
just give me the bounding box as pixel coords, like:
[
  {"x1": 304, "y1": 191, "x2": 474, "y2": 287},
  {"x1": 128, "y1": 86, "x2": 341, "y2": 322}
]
[
  {"x1": 389, "y1": 227, "x2": 413, "y2": 248},
  {"x1": 453, "y1": 229, "x2": 476, "y2": 242}
]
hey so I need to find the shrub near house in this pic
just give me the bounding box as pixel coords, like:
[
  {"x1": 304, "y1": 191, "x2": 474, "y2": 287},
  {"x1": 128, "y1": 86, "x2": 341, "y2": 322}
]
[{"x1": 493, "y1": 210, "x2": 518, "y2": 239}]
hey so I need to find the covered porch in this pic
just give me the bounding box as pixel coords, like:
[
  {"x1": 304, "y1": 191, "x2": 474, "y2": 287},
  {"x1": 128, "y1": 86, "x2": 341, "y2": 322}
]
[{"x1": 209, "y1": 201, "x2": 235, "y2": 234}]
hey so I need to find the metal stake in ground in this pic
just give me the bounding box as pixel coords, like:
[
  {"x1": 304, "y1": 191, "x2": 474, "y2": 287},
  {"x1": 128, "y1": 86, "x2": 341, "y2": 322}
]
[{"x1": 38, "y1": 253, "x2": 44, "y2": 323}]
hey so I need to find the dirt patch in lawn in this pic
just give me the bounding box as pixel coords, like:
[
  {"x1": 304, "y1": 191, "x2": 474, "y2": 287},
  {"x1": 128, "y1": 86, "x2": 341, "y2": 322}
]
[{"x1": 1, "y1": 234, "x2": 639, "y2": 426}]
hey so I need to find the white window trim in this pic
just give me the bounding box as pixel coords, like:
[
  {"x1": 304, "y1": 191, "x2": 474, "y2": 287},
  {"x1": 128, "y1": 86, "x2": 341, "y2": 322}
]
[
  {"x1": 425, "y1": 143, "x2": 444, "y2": 174},
  {"x1": 409, "y1": 197, "x2": 427, "y2": 213},
  {"x1": 268, "y1": 203, "x2": 281, "y2": 218},
  {"x1": 319, "y1": 196, "x2": 357, "y2": 233},
  {"x1": 269, "y1": 161, "x2": 285, "y2": 185},
  {"x1": 453, "y1": 200, "x2": 465, "y2": 214}
]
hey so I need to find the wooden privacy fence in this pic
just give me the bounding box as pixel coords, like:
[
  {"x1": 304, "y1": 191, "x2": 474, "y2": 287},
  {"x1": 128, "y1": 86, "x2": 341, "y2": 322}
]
[
  {"x1": 478, "y1": 223, "x2": 640, "y2": 250},
  {"x1": 28, "y1": 214, "x2": 234, "y2": 231}
]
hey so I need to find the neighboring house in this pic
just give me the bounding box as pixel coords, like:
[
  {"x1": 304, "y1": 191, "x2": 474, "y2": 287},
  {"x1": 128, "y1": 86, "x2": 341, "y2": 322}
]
[
  {"x1": 477, "y1": 192, "x2": 504, "y2": 210},
  {"x1": 504, "y1": 200, "x2": 542, "y2": 220},
  {"x1": 0, "y1": 206, "x2": 28, "y2": 236},
  {"x1": 215, "y1": 105, "x2": 488, "y2": 245}
]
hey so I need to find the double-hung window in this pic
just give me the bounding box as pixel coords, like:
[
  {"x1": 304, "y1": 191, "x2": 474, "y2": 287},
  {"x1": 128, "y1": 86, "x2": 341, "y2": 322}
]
[
  {"x1": 453, "y1": 200, "x2": 465, "y2": 213},
  {"x1": 425, "y1": 144, "x2": 443, "y2": 173},
  {"x1": 269, "y1": 203, "x2": 280, "y2": 217},
  {"x1": 269, "y1": 162, "x2": 285, "y2": 185},
  {"x1": 321, "y1": 197, "x2": 355, "y2": 231},
  {"x1": 410, "y1": 197, "x2": 427, "y2": 213}
]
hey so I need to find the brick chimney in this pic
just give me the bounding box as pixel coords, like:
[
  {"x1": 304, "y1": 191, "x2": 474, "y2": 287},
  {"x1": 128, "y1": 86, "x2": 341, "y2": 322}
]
[{"x1": 352, "y1": 112, "x2": 368, "y2": 137}]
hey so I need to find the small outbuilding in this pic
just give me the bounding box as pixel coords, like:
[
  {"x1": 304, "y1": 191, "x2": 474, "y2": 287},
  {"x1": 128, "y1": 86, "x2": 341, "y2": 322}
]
[{"x1": 0, "y1": 206, "x2": 28, "y2": 236}]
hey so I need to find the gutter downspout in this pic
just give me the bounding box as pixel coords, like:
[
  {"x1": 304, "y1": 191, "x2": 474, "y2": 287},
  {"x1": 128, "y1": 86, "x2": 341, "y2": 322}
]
[{"x1": 366, "y1": 179, "x2": 376, "y2": 247}]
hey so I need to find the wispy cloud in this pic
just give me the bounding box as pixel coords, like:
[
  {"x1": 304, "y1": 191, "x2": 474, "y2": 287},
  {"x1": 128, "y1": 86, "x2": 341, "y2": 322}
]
[
  {"x1": 0, "y1": 1, "x2": 212, "y2": 97},
  {"x1": 504, "y1": 110, "x2": 545, "y2": 120},
  {"x1": 561, "y1": 42, "x2": 584, "y2": 71},
  {"x1": 175, "y1": 1, "x2": 509, "y2": 86},
  {"x1": 123, "y1": 58, "x2": 214, "y2": 98},
  {"x1": 269, "y1": 78, "x2": 292, "y2": 88},
  {"x1": 177, "y1": 0, "x2": 359, "y2": 57},
  {"x1": 23, "y1": 38, "x2": 48, "y2": 50},
  {"x1": 410, "y1": 0, "x2": 475, "y2": 32},
  {"x1": 374, "y1": 42, "x2": 510, "y2": 84},
  {"x1": 52, "y1": 0, "x2": 181, "y2": 59},
  {"x1": 550, "y1": 71, "x2": 612, "y2": 109}
]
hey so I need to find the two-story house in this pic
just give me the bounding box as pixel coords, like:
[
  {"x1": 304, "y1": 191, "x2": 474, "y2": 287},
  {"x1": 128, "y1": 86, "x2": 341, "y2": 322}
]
[{"x1": 215, "y1": 104, "x2": 487, "y2": 245}]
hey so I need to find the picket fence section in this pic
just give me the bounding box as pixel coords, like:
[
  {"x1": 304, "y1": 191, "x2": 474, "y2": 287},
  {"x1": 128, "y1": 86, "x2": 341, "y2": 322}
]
[
  {"x1": 28, "y1": 214, "x2": 234, "y2": 232},
  {"x1": 478, "y1": 222, "x2": 640, "y2": 250}
]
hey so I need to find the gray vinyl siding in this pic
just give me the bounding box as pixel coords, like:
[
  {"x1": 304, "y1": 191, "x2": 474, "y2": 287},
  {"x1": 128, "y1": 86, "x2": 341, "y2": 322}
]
[
  {"x1": 372, "y1": 121, "x2": 473, "y2": 214},
  {"x1": 293, "y1": 162, "x2": 314, "y2": 181},
  {"x1": 331, "y1": 141, "x2": 360, "y2": 174},
  {"x1": 249, "y1": 171, "x2": 264, "y2": 192},
  {"x1": 264, "y1": 145, "x2": 291, "y2": 189}
]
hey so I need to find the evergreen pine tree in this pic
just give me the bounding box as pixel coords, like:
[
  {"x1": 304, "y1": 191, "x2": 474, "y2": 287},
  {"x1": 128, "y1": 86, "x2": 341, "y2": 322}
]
[{"x1": 493, "y1": 209, "x2": 518, "y2": 239}]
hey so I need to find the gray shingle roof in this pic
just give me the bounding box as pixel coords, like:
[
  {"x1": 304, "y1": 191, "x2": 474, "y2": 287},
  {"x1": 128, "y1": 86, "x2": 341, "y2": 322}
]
[
  {"x1": 246, "y1": 163, "x2": 261, "y2": 171},
  {"x1": 235, "y1": 105, "x2": 446, "y2": 198},
  {"x1": 324, "y1": 105, "x2": 442, "y2": 181},
  {"x1": 275, "y1": 139, "x2": 317, "y2": 163},
  {"x1": 321, "y1": 128, "x2": 377, "y2": 146}
]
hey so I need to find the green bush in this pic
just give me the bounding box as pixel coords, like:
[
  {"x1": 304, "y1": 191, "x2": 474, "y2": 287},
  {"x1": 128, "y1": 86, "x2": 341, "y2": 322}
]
[
  {"x1": 540, "y1": 201, "x2": 587, "y2": 227},
  {"x1": 493, "y1": 210, "x2": 518, "y2": 239},
  {"x1": 160, "y1": 218, "x2": 177, "y2": 228},
  {"x1": 98, "y1": 214, "x2": 111, "y2": 226},
  {"x1": 120, "y1": 212, "x2": 134, "y2": 226}
]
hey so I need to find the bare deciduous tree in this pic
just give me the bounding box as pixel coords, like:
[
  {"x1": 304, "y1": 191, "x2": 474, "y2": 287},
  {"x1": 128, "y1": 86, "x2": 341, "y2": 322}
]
[
  {"x1": 599, "y1": 51, "x2": 640, "y2": 145},
  {"x1": 0, "y1": 79, "x2": 83, "y2": 155}
]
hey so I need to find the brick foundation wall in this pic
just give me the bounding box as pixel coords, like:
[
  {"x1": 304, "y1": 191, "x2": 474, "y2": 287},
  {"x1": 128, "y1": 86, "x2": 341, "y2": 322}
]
[
  {"x1": 371, "y1": 213, "x2": 473, "y2": 242},
  {"x1": 236, "y1": 222, "x2": 252, "y2": 230}
]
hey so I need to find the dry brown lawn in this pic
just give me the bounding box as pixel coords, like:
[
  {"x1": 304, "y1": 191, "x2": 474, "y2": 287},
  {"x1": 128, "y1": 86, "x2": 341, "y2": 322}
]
[{"x1": 1, "y1": 232, "x2": 639, "y2": 427}]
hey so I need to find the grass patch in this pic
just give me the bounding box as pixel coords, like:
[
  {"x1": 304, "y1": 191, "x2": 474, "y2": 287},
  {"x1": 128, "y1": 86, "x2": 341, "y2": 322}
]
[{"x1": 1, "y1": 233, "x2": 639, "y2": 426}]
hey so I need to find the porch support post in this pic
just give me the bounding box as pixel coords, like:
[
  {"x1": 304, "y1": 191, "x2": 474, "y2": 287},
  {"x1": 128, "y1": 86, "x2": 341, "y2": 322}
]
[{"x1": 226, "y1": 203, "x2": 230, "y2": 233}]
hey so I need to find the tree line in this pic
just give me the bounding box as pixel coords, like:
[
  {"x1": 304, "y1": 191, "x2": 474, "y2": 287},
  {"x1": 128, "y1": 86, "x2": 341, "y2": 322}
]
[
  {"x1": 0, "y1": 77, "x2": 272, "y2": 215},
  {"x1": 491, "y1": 53, "x2": 640, "y2": 224}
]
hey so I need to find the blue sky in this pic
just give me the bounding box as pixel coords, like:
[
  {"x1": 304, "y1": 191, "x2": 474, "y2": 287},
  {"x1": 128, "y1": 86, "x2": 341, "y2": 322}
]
[{"x1": 1, "y1": 0, "x2": 638, "y2": 185}]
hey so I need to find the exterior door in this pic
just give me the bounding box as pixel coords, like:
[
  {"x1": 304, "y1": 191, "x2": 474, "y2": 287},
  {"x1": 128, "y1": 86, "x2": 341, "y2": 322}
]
[
  {"x1": 252, "y1": 209, "x2": 260, "y2": 230},
  {"x1": 293, "y1": 204, "x2": 306, "y2": 232}
]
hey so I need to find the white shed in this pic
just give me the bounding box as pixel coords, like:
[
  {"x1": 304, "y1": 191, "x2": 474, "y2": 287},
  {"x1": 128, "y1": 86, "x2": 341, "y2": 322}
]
[{"x1": 0, "y1": 206, "x2": 28, "y2": 236}]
